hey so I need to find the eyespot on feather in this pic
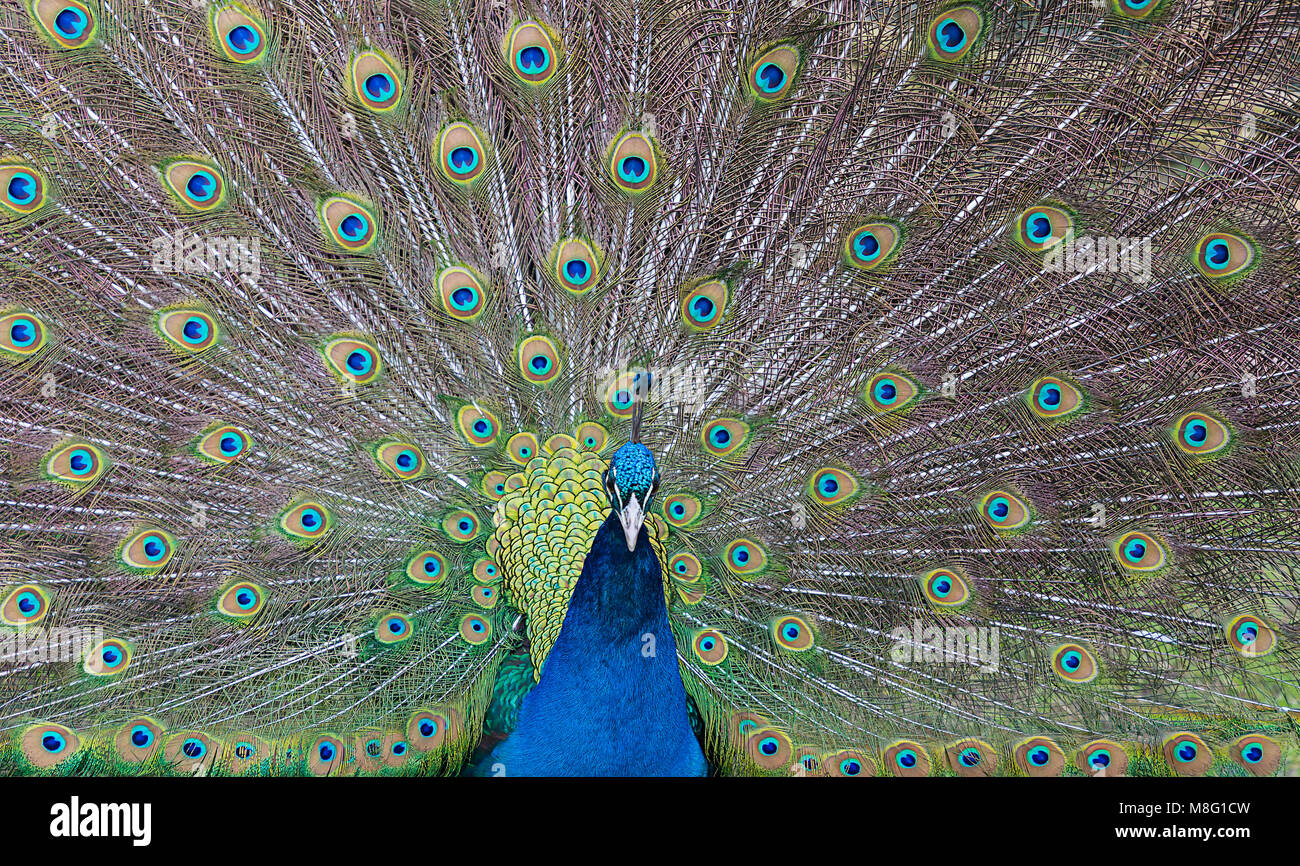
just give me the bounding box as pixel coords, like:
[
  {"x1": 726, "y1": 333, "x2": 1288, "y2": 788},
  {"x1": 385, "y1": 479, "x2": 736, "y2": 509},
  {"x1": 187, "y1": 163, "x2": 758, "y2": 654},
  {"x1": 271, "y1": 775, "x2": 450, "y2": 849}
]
[
  {"x1": 608, "y1": 131, "x2": 657, "y2": 193},
  {"x1": 1225, "y1": 614, "x2": 1275, "y2": 657},
  {"x1": 1230, "y1": 734, "x2": 1280, "y2": 776},
  {"x1": 884, "y1": 740, "x2": 931, "y2": 777},
  {"x1": 1051, "y1": 642, "x2": 1098, "y2": 683},
  {"x1": 115, "y1": 718, "x2": 164, "y2": 763},
  {"x1": 661, "y1": 493, "x2": 704, "y2": 528},
  {"x1": 211, "y1": 3, "x2": 267, "y2": 63},
  {"x1": 772, "y1": 615, "x2": 814, "y2": 651},
  {"x1": 83, "y1": 637, "x2": 132, "y2": 676},
  {"x1": 927, "y1": 6, "x2": 984, "y2": 61},
  {"x1": 978, "y1": 489, "x2": 1031, "y2": 532},
  {"x1": 373, "y1": 440, "x2": 427, "y2": 480},
  {"x1": 161, "y1": 159, "x2": 227, "y2": 211},
  {"x1": 692, "y1": 629, "x2": 728, "y2": 665},
  {"x1": 1193, "y1": 231, "x2": 1255, "y2": 279},
  {"x1": 701, "y1": 418, "x2": 750, "y2": 459},
  {"x1": 195, "y1": 424, "x2": 251, "y2": 464},
  {"x1": 864, "y1": 370, "x2": 920, "y2": 414},
  {"x1": 351, "y1": 50, "x2": 403, "y2": 112},
  {"x1": 2, "y1": 584, "x2": 51, "y2": 627},
  {"x1": 1173, "y1": 411, "x2": 1230, "y2": 457},
  {"x1": 217, "y1": 581, "x2": 266, "y2": 618},
  {"x1": 947, "y1": 738, "x2": 997, "y2": 776},
  {"x1": 724, "y1": 538, "x2": 768, "y2": 575},
  {"x1": 0, "y1": 311, "x2": 50, "y2": 357},
  {"x1": 747, "y1": 45, "x2": 800, "y2": 100},
  {"x1": 1112, "y1": 530, "x2": 1167, "y2": 572},
  {"x1": 279, "y1": 500, "x2": 333, "y2": 541},
  {"x1": 517, "y1": 335, "x2": 562, "y2": 385},
  {"x1": 438, "y1": 122, "x2": 488, "y2": 184},
  {"x1": 406, "y1": 550, "x2": 447, "y2": 585},
  {"x1": 551, "y1": 238, "x2": 601, "y2": 294},
  {"x1": 680, "y1": 279, "x2": 729, "y2": 330},
  {"x1": 442, "y1": 509, "x2": 480, "y2": 542},
  {"x1": 1076, "y1": 739, "x2": 1127, "y2": 776},
  {"x1": 120, "y1": 528, "x2": 176, "y2": 571},
  {"x1": 319, "y1": 196, "x2": 379, "y2": 252},
  {"x1": 21, "y1": 723, "x2": 80, "y2": 769},
  {"x1": 45, "y1": 442, "x2": 107, "y2": 485},
  {"x1": 1162, "y1": 732, "x2": 1212, "y2": 776},
  {"x1": 843, "y1": 222, "x2": 900, "y2": 270},
  {"x1": 0, "y1": 163, "x2": 50, "y2": 216},
  {"x1": 1014, "y1": 737, "x2": 1065, "y2": 777},
  {"x1": 1027, "y1": 376, "x2": 1084, "y2": 420},
  {"x1": 506, "y1": 432, "x2": 540, "y2": 465},
  {"x1": 32, "y1": 0, "x2": 97, "y2": 50},
  {"x1": 504, "y1": 20, "x2": 560, "y2": 85},
  {"x1": 1014, "y1": 205, "x2": 1073, "y2": 252},
  {"x1": 920, "y1": 567, "x2": 970, "y2": 607},
  {"x1": 323, "y1": 336, "x2": 382, "y2": 384},
  {"x1": 157, "y1": 309, "x2": 219, "y2": 353},
  {"x1": 437, "y1": 266, "x2": 489, "y2": 321}
]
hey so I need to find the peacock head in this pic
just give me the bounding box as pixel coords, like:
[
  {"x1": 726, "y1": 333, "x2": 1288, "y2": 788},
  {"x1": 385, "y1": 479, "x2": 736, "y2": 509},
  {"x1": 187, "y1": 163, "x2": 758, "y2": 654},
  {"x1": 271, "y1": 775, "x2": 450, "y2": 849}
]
[{"x1": 604, "y1": 442, "x2": 660, "y2": 552}]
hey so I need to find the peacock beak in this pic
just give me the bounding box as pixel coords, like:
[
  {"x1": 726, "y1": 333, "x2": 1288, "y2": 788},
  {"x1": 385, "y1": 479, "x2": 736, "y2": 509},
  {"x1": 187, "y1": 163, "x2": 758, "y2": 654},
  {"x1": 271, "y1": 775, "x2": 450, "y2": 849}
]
[{"x1": 617, "y1": 495, "x2": 646, "y2": 552}]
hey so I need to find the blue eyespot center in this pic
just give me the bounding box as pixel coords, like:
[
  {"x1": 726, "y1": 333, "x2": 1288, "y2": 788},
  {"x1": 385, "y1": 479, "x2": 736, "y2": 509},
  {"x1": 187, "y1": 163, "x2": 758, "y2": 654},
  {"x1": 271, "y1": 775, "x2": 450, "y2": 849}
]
[
  {"x1": 42, "y1": 732, "x2": 66, "y2": 753},
  {"x1": 182, "y1": 317, "x2": 209, "y2": 343},
  {"x1": 7, "y1": 173, "x2": 37, "y2": 206},
  {"x1": 185, "y1": 171, "x2": 216, "y2": 202},
  {"x1": 131, "y1": 726, "x2": 153, "y2": 747},
  {"x1": 451, "y1": 286, "x2": 478, "y2": 309},
  {"x1": 449, "y1": 146, "x2": 479, "y2": 174},
  {"x1": 756, "y1": 62, "x2": 785, "y2": 93},
  {"x1": 897, "y1": 749, "x2": 917, "y2": 768},
  {"x1": 182, "y1": 738, "x2": 206, "y2": 759},
  {"x1": 618, "y1": 156, "x2": 649, "y2": 184},
  {"x1": 226, "y1": 24, "x2": 260, "y2": 54},
  {"x1": 346, "y1": 350, "x2": 371, "y2": 373},
  {"x1": 854, "y1": 231, "x2": 880, "y2": 261},
  {"x1": 319, "y1": 742, "x2": 335, "y2": 761},
  {"x1": 939, "y1": 20, "x2": 966, "y2": 51},
  {"x1": 564, "y1": 259, "x2": 589, "y2": 282},
  {"x1": 1176, "y1": 741, "x2": 1197, "y2": 762},
  {"x1": 364, "y1": 73, "x2": 394, "y2": 101},
  {"x1": 517, "y1": 45, "x2": 549, "y2": 74},
  {"x1": 1243, "y1": 744, "x2": 1263, "y2": 763},
  {"x1": 69, "y1": 449, "x2": 93, "y2": 475},
  {"x1": 55, "y1": 7, "x2": 88, "y2": 38},
  {"x1": 340, "y1": 213, "x2": 369, "y2": 241},
  {"x1": 1206, "y1": 240, "x2": 1229, "y2": 267},
  {"x1": 10, "y1": 318, "x2": 36, "y2": 347}
]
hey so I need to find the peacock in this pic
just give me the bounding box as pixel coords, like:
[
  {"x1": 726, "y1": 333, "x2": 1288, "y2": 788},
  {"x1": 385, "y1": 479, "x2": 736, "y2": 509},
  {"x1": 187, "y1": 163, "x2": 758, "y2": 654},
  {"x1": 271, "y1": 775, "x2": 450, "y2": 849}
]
[{"x1": 0, "y1": 0, "x2": 1297, "y2": 780}]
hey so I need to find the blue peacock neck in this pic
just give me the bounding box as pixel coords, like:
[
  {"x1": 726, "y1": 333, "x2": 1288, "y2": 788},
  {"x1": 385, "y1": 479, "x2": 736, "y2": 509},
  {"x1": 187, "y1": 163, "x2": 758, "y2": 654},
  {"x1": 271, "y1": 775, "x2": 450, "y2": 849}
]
[{"x1": 486, "y1": 512, "x2": 707, "y2": 776}]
